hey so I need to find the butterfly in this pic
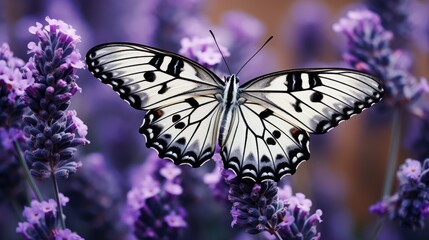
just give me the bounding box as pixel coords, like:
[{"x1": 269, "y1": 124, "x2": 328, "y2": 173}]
[{"x1": 86, "y1": 42, "x2": 384, "y2": 182}]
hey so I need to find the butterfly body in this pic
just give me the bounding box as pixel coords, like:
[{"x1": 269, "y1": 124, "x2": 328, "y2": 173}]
[
  {"x1": 219, "y1": 75, "x2": 240, "y2": 145},
  {"x1": 86, "y1": 42, "x2": 384, "y2": 182}
]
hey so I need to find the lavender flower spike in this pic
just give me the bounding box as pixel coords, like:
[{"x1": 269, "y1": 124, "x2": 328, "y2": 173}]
[
  {"x1": 333, "y1": 9, "x2": 426, "y2": 106},
  {"x1": 227, "y1": 177, "x2": 322, "y2": 239},
  {"x1": 16, "y1": 193, "x2": 84, "y2": 240},
  {"x1": 126, "y1": 157, "x2": 187, "y2": 240},
  {"x1": 370, "y1": 158, "x2": 429, "y2": 230},
  {"x1": 23, "y1": 17, "x2": 88, "y2": 179}
]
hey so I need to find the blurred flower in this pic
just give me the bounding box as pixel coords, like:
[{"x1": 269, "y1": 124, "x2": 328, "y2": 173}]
[
  {"x1": 410, "y1": 1, "x2": 429, "y2": 52},
  {"x1": 405, "y1": 117, "x2": 429, "y2": 160},
  {"x1": 218, "y1": 11, "x2": 276, "y2": 81},
  {"x1": 333, "y1": 9, "x2": 428, "y2": 108},
  {"x1": 370, "y1": 158, "x2": 429, "y2": 230},
  {"x1": 366, "y1": 0, "x2": 411, "y2": 47},
  {"x1": 16, "y1": 193, "x2": 83, "y2": 240},
  {"x1": 124, "y1": 0, "x2": 208, "y2": 51},
  {"x1": 62, "y1": 153, "x2": 127, "y2": 240},
  {"x1": 285, "y1": 0, "x2": 329, "y2": 66},
  {"x1": 203, "y1": 152, "x2": 233, "y2": 205},
  {"x1": 227, "y1": 177, "x2": 322, "y2": 239},
  {"x1": 0, "y1": 43, "x2": 31, "y2": 202},
  {"x1": 22, "y1": 17, "x2": 88, "y2": 179},
  {"x1": 179, "y1": 36, "x2": 230, "y2": 69},
  {"x1": 126, "y1": 155, "x2": 187, "y2": 240}
]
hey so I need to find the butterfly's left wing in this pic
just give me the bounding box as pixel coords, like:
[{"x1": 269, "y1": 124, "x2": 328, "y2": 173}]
[{"x1": 221, "y1": 68, "x2": 383, "y2": 182}]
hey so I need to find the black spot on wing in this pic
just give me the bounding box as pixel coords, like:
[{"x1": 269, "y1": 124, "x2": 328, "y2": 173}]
[
  {"x1": 266, "y1": 137, "x2": 276, "y2": 145},
  {"x1": 176, "y1": 137, "x2": 186, "y2": 145},
  {"x1": 172, "y1": 114, "x2": 181, "y2": 123},
  {"x1": 308, "y1": 72, "x2": 322, "y2": 88},
  {"x1": 293, "y1": 100, "x2": 302, "y2": 112},
  {"x1": 273, "y1": 130, "x2": 281, "y2": 139},
  {"x1": 259, "y1": 109, "x2": 273, "y2": 119},
  {"x1": 144, "y1": 71, "x2": 156, "y2": 82},
  {"x1": 158, "y1": 83, "x2": 168, "y2": 94},
  {"x1": 286, "y1": 72, "x2": 303, "y2": 91},
  {"x1": 149, "y1": 54, "x2": 164, "y2": 69},
  {"x1": 175, "y1": 122, "x2": 186, "y2": 129},
  {"x1": 310, "y1": 91, "x2": 323, "y2": 102},
  {"x1": 184, "y1": 98, "x2": 199, "y2": 108},
  {"x1": 167, "y1": 58, "x2": 184, "y2": 76}
]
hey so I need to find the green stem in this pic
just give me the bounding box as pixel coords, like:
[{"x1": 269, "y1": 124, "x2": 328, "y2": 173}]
[
  {"x1": 382, "y1": 109, "x2": 402, "y2": 198},
  {"x1": 51, "y1": 173, "x2": 65, "y2": 229},
  {"x1": 13, "y1": 141, "x2": 43, "y2": 201},
  {"x1": 371, "y1": 109, "x2": 402, "y2": 240},
  {"x1": 267, "y1": 222, "x2": 283, "y2": 240}
]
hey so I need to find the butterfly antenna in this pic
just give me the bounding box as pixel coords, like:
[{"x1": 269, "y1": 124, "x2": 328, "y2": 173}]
[
  {"x1": 236, "y1": 36, "x2": 273, "y2": 76},
  {"x1": 209, "y1": 30, "x2": 232, "y2": 75}
]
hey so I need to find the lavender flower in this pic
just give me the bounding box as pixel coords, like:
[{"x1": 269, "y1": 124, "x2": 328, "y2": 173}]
[
  {"x1": 333, "y1": 9, "x2": 428, "y2": 107},
  {"x1": 16, "y1": 193, "x2": 84, "y2": 240},
  {"x1": 366, "y1": 0, "x2": 411, "y2": 46},
  {"x1": 23, "y1": 17, "x2": 88, "y2": 179},
  {"x1": 126, "y1": 154, "x2": 187, "y2": 240},
  {"x1": 0, "y1": 43, "x2": 33, "y2": 201},
  {"x1": 227, "y1": 177, "x2": 322, "y2": 239},
  {"x1": 370, "y1": 158, "x2": 429, "y2": 230}
]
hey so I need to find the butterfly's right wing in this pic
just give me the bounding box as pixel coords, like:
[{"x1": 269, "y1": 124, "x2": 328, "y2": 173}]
[
  {"x1": 86, "y1": 43, "x2": 225, "y2": 167},
  {"x1": 86, "y1": 42, "x2": 224, "y2": 110}
]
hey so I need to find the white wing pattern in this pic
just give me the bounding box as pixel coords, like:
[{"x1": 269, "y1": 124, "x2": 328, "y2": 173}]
[
  {"x1": 241, "y1": 69, "x2": 383, "y2": 134},
  {"x1": 140, "y1": 95, "x2": 222, "y2": 167},
  {"x1": 220, "y1": 101, "x2": 310, "y2": 182},
  {"x1": 86, "y1": 43, "x2": 224, "y2": 167},
  {"x1": 220, "y1": 69, "x2": 383, "y2": 181},
  {"x1": 87, "y1": 42, "x2": 384, "y2": 182},
  {"x1": 86, "y1": 43, "x2": 223, "y2": 110}
]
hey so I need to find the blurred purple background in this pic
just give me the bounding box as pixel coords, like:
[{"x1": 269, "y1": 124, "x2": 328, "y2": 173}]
[{"x1": 1, "y1": 0, "x2": 429, "y2": 239}]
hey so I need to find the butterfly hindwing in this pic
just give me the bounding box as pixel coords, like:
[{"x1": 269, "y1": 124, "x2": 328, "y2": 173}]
[
  {"x1": 220, "y1": 101, "x2": 310, "y2": 182},
  {"x1": 140, "y1": 95, "x2": 222, "y2": 167},
  {"x1": 241, "y1": 68, "x2": 384, "y2": 134},
  {"x1": 86, "y1": 43, "x2": 224, "y2": 110}
]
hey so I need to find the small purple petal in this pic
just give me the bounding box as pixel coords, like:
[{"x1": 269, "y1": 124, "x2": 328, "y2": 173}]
[
  {"x1": 159, "y1": 163, "x2": 182, "y2": 180},
  {"x1": 164, "y1": 212, "x2": 187, "y2": 228}
]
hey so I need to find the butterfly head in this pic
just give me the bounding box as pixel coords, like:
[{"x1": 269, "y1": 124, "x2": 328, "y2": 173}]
[{"x1": 224, "y1": 74, "x2": 240, "y2": 84}]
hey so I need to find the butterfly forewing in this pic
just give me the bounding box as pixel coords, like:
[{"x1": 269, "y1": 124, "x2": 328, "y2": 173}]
[
  {"x1": 86, "y1": 43, "x2": 224, "y2": 110},
  {"x1": 241, "y1": 69, "x2": 384, "y2": 134}
]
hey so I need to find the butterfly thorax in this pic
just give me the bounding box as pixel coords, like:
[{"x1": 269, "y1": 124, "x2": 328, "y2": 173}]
[{"x1": 222, "y1": 75, "x2": 240, "y2": 107}]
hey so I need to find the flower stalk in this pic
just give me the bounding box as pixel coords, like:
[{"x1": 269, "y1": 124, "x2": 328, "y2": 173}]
[
  {"x1": 382, "y1": 109, "x2": 403, "y2": 198},
  {"x1": 13, "y1": 140, "x2": 42, "y2": 201}
]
